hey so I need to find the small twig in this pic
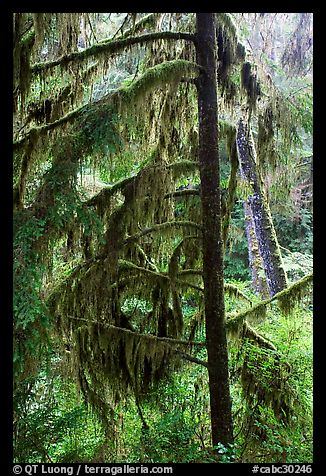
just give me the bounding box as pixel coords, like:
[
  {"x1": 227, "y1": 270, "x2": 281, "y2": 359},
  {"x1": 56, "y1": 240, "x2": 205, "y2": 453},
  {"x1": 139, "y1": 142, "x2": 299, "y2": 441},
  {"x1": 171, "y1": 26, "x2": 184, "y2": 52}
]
[
  {"x1": 112, "y1": 13, "x2": 130, "y2": 41},
  {"x1": 86, "y1": 14, "x2": 98, "y2": 43},
  {"x1": 175, "y1": 350, "x2": 208, "y2": 368}
]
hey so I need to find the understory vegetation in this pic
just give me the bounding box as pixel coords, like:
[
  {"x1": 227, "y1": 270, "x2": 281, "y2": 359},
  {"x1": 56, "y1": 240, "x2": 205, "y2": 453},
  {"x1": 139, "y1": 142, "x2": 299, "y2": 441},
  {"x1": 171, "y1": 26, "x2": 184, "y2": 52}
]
[{"x1": 13, "y1": 13, "x2": 313, "y2": 463}]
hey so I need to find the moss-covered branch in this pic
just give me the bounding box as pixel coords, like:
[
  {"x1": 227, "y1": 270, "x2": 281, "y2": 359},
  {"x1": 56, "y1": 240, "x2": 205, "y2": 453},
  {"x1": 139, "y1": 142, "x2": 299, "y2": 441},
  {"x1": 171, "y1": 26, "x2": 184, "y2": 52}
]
[
  {"x1": 123, "y1": 220, "x2": 202, "y2": 245},
  {"x1": 13, "y1": 104, "x2": 88, "y2": 153},
  {"x1": 118, "y1": 259, "x2": 169, "y2": 282},
  {"x1": 164, "y1": 188, "x2": 200, "y2": 199},
  {"x1": 175, "y1": 350, "x2": 208, "y2": 367},
  {"x1": 14, "y1": 60, "x2": 199, "y2": 156},
  {"x1": 276, "y1": 273, "x2": 313, "y2": 314},
  {"x1": 68, "y1": 317, "x2": 206, "y2": 348},
  {"x1": 85, "y1": 176, "x2": 135, "y2": 207},
  {"x1": 117, "y1": 260, "x2": 204, "y2": 293},
  {"x1": 31, "y1": 31, "x2": 196, "y2": 74},
  {"x1": 176, "y1": 269, "x2": 252, "y2": 303},
  {"x1": 226, "y1": 273, "x2": 313, "y2": 334},
  {"x1": 116, "y1": 60, "x2": 199, "y2": 105},
  {"x1": 242, "y1": 321, "x2": 277, "y2": 351},
  {"x1": 166, "y1": 160, "x2": 199, "y2": 176}
]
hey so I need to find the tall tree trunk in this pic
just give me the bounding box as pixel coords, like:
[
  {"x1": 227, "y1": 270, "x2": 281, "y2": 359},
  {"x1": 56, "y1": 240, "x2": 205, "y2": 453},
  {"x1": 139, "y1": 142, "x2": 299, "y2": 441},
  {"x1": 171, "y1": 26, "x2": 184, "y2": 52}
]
[
  {"x1": 196, "y1": 13, "x2": 233, "y2": 447},
  {"x1": 236, "y1": 118, "x2": 288, "y2": 296},
  {"x1": 243, "y1": 199, "x2": 269, "y2": 298}
]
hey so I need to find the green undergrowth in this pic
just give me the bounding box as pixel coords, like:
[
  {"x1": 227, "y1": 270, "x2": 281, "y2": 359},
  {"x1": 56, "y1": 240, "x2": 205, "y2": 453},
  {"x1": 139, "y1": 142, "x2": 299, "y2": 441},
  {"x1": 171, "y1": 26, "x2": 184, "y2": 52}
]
[{"x1": 14, "y1": 296, "x2": 312, "y2": 463}]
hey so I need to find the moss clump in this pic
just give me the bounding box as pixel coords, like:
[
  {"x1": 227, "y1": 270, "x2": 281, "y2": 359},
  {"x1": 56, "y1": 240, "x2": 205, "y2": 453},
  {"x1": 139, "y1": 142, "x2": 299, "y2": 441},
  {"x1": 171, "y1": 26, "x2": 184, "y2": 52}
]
[
  {"x1": 277, "y1": 273, "x2": 313, "y2": 315},
  {"x1": 116, "y1": 60, "x2": 199, "y2": 108},
  {"x1": 241, "y1": 62, "x2": 261, "y2": 113},
  {"x1": 215, "y1": 13, "x2": 246, "y2": 105},
  {"x1": 224, "y1": 283, "x2": 252, "y2": 303},
  {"x1": 13, "y1": 27, "x2": 35, "y2": 111},
  {"x1": 226, "y1": 273, "x2": 313, "y2": 339},
  {"x1": 219, "y1": 120, "x2": 238, "y2": 243},
  {"x1": 240, "y1": 341, "x2": 295, "y2": 423}
]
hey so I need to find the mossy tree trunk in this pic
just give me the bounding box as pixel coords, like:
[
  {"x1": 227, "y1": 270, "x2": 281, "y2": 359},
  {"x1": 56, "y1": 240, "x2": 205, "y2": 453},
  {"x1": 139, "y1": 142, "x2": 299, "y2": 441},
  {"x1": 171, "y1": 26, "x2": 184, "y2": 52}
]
[
  {"x1": 236, "y1": 118, "x2": 288, "y2": 296},
  {"x1": 243, "y1": 200, "x2": 269, "y2": 298},
  {"x1": 196, "y1": 13, "x2": 234, "y2": 448}
]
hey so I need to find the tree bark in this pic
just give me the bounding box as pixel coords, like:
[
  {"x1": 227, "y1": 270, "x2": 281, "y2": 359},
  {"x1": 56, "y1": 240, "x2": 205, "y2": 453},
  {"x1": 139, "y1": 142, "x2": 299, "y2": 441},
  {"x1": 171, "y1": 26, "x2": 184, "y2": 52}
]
[
  {"x1": 243, "y1": 199, "x2": 269, "y2": 298},
  {"x1": 195, "y1": 13, "x2": 234, "y2": 447},
  {"x1": 236, "y1": 118, "x2": 288, "y2": 296}
]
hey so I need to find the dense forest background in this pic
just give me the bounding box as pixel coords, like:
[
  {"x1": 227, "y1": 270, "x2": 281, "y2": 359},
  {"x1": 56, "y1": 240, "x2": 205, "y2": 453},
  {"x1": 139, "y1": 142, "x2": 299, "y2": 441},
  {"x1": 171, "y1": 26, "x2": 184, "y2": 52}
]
[{"x1": 13, "y1": 12, "x2": 313, "y2": 464}]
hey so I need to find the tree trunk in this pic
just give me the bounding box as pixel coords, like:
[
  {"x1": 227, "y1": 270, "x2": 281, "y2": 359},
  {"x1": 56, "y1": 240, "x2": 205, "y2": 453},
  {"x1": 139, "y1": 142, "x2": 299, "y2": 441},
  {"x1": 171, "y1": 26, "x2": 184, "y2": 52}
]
[
  {"x1": 243, "y1": 200, "x2": 269, "y2": 298},
  {"x1": 236, "y1": 118, "x2": 288, "y2": 296},
  {"x1": 196, "y1": 13, "x2": 233, "y2": 447}
]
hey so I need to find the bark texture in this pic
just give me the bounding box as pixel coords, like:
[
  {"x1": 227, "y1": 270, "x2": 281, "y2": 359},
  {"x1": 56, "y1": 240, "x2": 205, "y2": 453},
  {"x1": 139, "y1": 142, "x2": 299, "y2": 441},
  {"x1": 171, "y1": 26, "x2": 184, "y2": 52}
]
[
  {"x1": 236, "y1": 118, "x2": 288, "y2": 296},
  {"x1": 243, "y1": 200, "x2": 269, "y2": 298},
  {"x1": 196, "y1": 13, "x2": 234, "y2": 447}
]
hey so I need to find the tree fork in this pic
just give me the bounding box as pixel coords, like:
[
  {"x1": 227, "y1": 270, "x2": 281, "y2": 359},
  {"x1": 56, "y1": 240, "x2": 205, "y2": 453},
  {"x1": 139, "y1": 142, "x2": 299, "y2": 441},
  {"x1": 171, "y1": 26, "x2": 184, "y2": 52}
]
[{"x1": 195, "y1": 13, "x2": 234, "y2": 447}]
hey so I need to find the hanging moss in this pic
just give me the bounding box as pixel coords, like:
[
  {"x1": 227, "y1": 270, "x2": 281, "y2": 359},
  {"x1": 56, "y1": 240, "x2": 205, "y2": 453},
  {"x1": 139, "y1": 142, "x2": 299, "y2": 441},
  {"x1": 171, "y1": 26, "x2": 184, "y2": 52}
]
[
  {"x1": 57, "y1": 315, "x2": 202, "y2": 413},
  {"x1": 13, "y1": 25, "x2": 35, "y2": 111},
  {"x1": 226, "y1": 273, "x2": 313, "y2": 337},
  {"x1": 112, "y1": 13, "x2": 159, "y2": 40},
  {"x1": 257, "y1": 102, "x2": 274, "y2": 160},
  {"x1": 31, "y1": 32, "x2": 196, "y2": 75},
  {"x1": 276, "y1": 273, "x2": 313, "y2": 315},
  {"x1": 241, "y1": 62, "x2": 261, "y2": 113},
  {"x1": 240, "y1": 340, "x2": 296, "y2": 424},
  {"x1": 242, "y1": 322, "x2": 277, "y2": 351},
  {"x1": 116, "y1": 59, "x2": 199, "y2": 109},
  {"x1": 215, "y1": 13, "x2": 246, "y2": 105},
  {"x1": 226, "y1": 301, "x2": 268, "y2": 337},
  {"x1": 219, "y1": 120, "x2": 238, "y2": 244},
  {"x1": 241, "y1": 62, "x2": 252, "y2": 92},
  {"x1": 32, "y1": 13, "x2": 52, "y2": 50},
  {"x1": 216, "y1": 13, "x2": 239, "y2": 45},
  {"x1": 224, "y1": 283, "x2": 252, "y2": 304}
]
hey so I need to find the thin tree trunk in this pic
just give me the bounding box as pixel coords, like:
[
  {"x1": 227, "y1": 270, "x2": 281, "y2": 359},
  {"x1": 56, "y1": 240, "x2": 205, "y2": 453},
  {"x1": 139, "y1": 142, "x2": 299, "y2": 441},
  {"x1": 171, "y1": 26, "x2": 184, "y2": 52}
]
[
  {"x1": 196, "y1": 13, "x2": 233, "y2": 447},
  {"x1": 236, "y1": 118, "x2": 288, "y2": 296}
]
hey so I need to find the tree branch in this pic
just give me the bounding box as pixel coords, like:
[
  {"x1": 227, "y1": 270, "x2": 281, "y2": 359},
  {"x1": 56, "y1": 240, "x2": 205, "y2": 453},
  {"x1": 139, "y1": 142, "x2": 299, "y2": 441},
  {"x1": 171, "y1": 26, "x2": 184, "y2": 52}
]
[
  {"x1": 242, "y1": 321, "x2": 277, "y2": 351},
  {"x1": 15, "y1": 60, "x2": 199, "y2": 154},
  {"x1": 31, "y1": 31, "x2": 196, "y2": 74},
  {"x1": 123, "y1": 220, "x2": 202, "y2": 245},
  {"x1": 13, "y1": 104, "x2": 88, "y2": 152},
  {"x1": 176, "y1": 350, "x2": 208, "y2": 367},
  {"x1": 67, "y1": 316, "x2": 206, "y2": 347},
  {"x1": 164, "y1": 188, "x2": 200, "y2": 199}
]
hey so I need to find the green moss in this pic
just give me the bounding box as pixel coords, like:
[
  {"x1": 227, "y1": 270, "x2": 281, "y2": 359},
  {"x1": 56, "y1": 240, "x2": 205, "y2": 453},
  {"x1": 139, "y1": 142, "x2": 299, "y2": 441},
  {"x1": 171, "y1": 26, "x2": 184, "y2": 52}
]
[
  {"x1": 116, "y1": 60, "x2": 199, "y2": 107},
  {"x1": 167, "y1": 160, "x2": 199, "y2": 179},
  {"x1": 215, "y1": 13, "x2": 246, "y2": 105},
  {"x1": 31, "y1": 32, "x2": 196, "y2": 75},
  {"x1": 240, "y1": 340, "x2": 295, "y2": 423},
  {"x1": 277, "y1": 273, "x2": 313, "y2": 315},
  {"x1": 241, "y1": 62, "x2": 261, "y2": 113},
  {"x1": 224, "y1": 283, "x2": 252, "y2": 303},
  {"x1": 226, "y1": 273, "x2": 313, "y2": 339}
]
